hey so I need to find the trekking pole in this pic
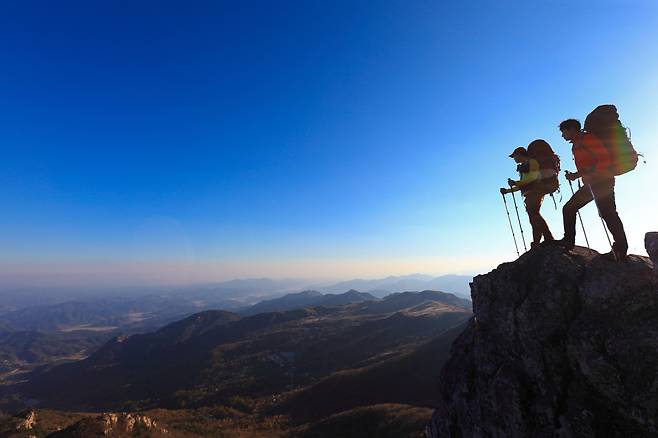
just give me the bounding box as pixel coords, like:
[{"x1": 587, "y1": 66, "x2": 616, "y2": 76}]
[
  {"x1": 585, "y1": 182, "x2": 614, "y2": 250},
  {"x1": 510, "y1": 191, "x2": 527, "y2": 252},
  {"x1": 501, "y1": 193, "x2": 520, "y2": 257},
  {"x1": 568, "y1": 179, "x2": 590, "y2": 249}
]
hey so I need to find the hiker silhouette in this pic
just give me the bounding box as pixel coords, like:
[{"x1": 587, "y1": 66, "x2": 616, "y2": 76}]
[
  {"x1": 556, "y1": 118, "x2": 628, "y2": 261},
  {"x1": 500, "y1": 143, "x2": 555, "y2": 249}
]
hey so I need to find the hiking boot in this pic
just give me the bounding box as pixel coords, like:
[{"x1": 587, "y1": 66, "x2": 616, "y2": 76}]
[
  {"x1": 601, "y1": 251, "x2": 619, "y2": 261},
  {"x1": 602, "y1": 245, "x2": 628, "y2": 262},
  {"x1": 601, "y1": 251, "x2": 614, "y2": 261}
]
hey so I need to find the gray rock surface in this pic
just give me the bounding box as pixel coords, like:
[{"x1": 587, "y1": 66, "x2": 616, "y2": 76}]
[
  {"x1": 645, "y1": 232, "x2": 658, "y2": 267},
  {"x1": 427, "y1": 245, "x2": 658, "y2": 437}
]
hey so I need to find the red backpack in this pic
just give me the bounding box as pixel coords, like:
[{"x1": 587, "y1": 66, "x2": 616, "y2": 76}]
[{"x1": 584, "y1": 105, "x2": 639, "y2": 176}]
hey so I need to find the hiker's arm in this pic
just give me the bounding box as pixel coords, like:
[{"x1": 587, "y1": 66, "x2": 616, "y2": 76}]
[
  {"x1": 505, "y1": 178, "x2": 521, "y2": 192},
  {"x1": 501, "y1": 186, "x2": 521, "y2": 194}
]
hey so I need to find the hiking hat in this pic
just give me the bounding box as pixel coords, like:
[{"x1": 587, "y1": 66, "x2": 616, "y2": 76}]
[{"x1": 509, "y1": 147, "x2": 527, "y2": 157}]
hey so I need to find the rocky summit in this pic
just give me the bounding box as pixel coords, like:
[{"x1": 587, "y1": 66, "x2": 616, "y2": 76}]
[{"x1": 428, "y1": 238, "x2": 658, "y2": 437}]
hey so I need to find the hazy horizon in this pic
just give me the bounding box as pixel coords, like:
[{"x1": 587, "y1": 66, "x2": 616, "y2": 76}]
[{"x1": 0, "y1": 262, "x2": 476, "y2": 290}]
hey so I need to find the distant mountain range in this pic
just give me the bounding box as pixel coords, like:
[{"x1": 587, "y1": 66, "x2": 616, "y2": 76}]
[
  {"x1": 0, "y1": 279, "x2": 306, "y2": 317},
  {"x1": 0, "y1": 273, "x2": 472, "y2": 336},
  {"x1": 3, "y1": 290, "x2": 472, "y2": 412},
  {"x1": 0, "y1": 295, "x2": 234, "y2": 334},
  {"x1": 315, "y1": 274, "x2": 472, "y2": 298},
  {"x1": 0, "y1": 274, "x2": 472, "y2": 315},
  {"x1": 0, "y1": 270, "x2": 473, "y2": 396}
]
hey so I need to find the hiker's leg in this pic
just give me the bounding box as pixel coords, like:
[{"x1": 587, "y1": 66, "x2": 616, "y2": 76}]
[
  {"x1": 525, "y1": 192, "x2": 543, "y2": 245},
  {"x1": 536, "y1": 193, "x2": 553, "y2": 241},
  {"x1": 539, "y1": 213, "x2": 554, "y2": 241},
  {"x1": 562, "y1": 185, "x2": 593, "y2": 244},
  {"x1": 526, "y1": 192, "x2": 552, "y2": 244},
  {"x1": 592, "y1": 178, "x2": 628, "y2": 254}
]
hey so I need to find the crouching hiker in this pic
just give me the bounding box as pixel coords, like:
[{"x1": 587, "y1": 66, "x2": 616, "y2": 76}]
[
  {"x1": 558, "y1": 118, "x2": 628, "y2": 261},
  {"x1": 501, "y1": 145, "x2": 555, "y2": 248}
]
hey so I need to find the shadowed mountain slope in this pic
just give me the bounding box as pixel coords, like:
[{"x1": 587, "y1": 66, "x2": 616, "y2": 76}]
[
  {"x1": 240, "y1": 290, "x2": 376, "y2": 316},
  {"x1": 356, "y1": 290, "x2": 470, "y2": 315},
  {"x1": 0, "y1": 321, "x2": 12, "y2": 333},
  {"x1": 0, "y1": 331, "x2": 109, "y2": 375},
  {"x1": 278, "y1": 322, "x2": 467, "y2": 423},
  {"x1": 4, "y1": 291, "x2": 471, "y2": 412},
  {"x1": 296, "y1": 404, "x2": 432, "y2": 438}
]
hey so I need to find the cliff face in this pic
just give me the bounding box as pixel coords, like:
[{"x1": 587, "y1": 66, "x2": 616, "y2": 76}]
[{"x1": 428, "y1": 242, "x2": 658, "y2": 437}]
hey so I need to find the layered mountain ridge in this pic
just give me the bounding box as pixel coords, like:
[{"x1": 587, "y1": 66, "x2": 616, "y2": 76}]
[
  {"x1": 2, "y1": 288, "x2": 471, "y2": 416},
  {"x1": 239, "y1": 289, "x2": 377, "y2": 316}
]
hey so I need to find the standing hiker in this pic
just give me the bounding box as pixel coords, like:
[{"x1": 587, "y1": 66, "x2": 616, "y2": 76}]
[
  {"x1": 558, "y1": 118, "x2": 628, "y2": 261},
  {"x1": 501, "y1": 145, "x2": 555, "y2": 248}
]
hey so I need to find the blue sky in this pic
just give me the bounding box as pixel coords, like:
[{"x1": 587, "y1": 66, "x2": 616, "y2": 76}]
[{"x1": 2, "y1": 1, "x2": 658, "y2": 285}]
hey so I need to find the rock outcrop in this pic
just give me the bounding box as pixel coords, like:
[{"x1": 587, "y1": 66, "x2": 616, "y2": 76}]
[
  {"x1": 15, "y1": 410, "x2": 36, "y2": 431},
  {"x1": 428, "y1": 244, "x2": 658, "y2": 437},
  {"x1": 645, "y1": 232, "x2": 658, "y2": 268},
  {"x1": 48, "y1": 412, "x2": 168, "y2": 437}
]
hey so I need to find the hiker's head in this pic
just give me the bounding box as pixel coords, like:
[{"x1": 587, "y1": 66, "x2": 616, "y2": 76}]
[
  {"x1": 509, "y1": 147, "x2": 528, "y2": 163},
  {"x1": 559, "y1": 119, "x2": 581, "y2": 141}
]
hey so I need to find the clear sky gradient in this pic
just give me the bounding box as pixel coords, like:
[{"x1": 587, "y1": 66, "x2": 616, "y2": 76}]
[{"x1": 2, "y1": 1, "x2": 658, "y2": 286}]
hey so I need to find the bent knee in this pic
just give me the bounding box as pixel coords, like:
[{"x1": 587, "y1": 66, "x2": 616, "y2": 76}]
[
  {"x1": 563, "y1": 202, "x2": 577, "y2": 215},
  {"x1": 600, "y1": 208, "x2": 619, "y2": 220}
]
